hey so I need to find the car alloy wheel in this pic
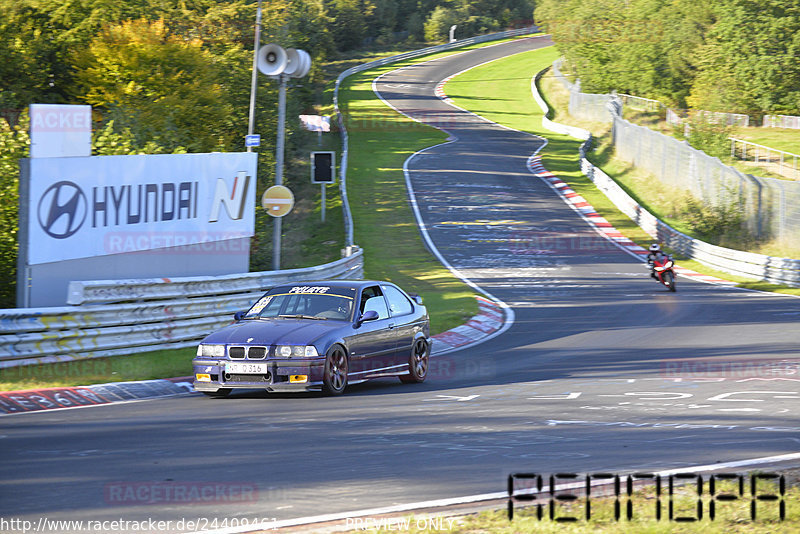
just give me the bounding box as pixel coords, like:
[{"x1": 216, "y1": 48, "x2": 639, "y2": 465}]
[
  {"x1": 400, "y1": 338, "x2": 429, "y2": 383},
  {"x1": 323, "y1": 345, "x2": 348, "y2": 395}
]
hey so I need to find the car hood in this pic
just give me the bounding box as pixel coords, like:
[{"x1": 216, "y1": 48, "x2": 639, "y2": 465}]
[{"x1": 200, "y1": 318, "x2": 345, "y2": 347}]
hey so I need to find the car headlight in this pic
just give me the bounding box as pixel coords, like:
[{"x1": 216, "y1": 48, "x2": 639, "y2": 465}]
[
  {"x1": 277, "y1": 345, "x2": 319, "y2": 358},
  {"x1": 196, "y1": 344, "x2": 225, "y2": 358}
]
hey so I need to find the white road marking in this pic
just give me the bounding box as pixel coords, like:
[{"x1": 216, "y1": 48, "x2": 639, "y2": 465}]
[{"x1": 426, "y1": 394, "x2": 480, "y2": 402}]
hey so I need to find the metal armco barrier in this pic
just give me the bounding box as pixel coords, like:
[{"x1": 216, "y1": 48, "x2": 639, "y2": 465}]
[
  {"x1": 335, "y1": 26, "x2": 538, "y2": 247},
  {"x1": 532, "y1": 68, "x2": 800, "y2": 287},
  {"x1": 1, "y1": 249, "x2": 363, "y2": 368}
]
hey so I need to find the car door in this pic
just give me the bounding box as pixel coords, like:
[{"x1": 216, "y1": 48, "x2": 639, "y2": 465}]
[
  {"x1": 346, "y1": 285, "x2": 398, "y2": 377},
  {"x1": 381, "y1": 284, "x2": 420, "y2": 366}
]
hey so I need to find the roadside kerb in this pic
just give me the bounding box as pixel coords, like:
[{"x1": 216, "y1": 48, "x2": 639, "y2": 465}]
[{"x1": 0, "y1": 377, "x2": 193, "y2": 415}]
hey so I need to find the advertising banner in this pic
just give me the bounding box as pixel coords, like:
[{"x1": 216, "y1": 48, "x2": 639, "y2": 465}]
[{"x1": 27, "y1": 152, "x2": 257, "y2": 265}]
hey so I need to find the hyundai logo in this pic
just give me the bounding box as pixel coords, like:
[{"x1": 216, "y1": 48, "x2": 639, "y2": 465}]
[{"x1": 38, "y1": 181, "x2": 87, "y2": 239}]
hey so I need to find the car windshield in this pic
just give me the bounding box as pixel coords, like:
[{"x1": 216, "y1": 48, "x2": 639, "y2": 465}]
[{"x1": 244, "y1": 285, "x2": 355, "y2": 321}]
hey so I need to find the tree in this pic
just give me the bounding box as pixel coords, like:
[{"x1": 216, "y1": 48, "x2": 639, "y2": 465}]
[
  {"x1": 0, "y1": 116, "x2": 28, "y2": 307},
  {"x1": 424, "y1": 6, "x2": 460, "y2": 41},
  {"x1": 688, "y1": 0, "x2": 800, "y2": 115},
  {"x1": 328, "y1": 0, "x2": 374, "y2": 50},
  {"x1": 71, "y1": 18, "x2": 235, "y2": 153}
]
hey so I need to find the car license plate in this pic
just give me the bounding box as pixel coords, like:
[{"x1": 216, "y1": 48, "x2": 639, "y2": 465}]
[{"x1": 225, "y1": 362, "x2": 269, "y2": 374}]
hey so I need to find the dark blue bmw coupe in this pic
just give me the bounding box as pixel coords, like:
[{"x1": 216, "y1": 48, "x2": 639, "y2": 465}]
[{"x1": 192, "y1": 280, "x2": 431, "y2": 396}]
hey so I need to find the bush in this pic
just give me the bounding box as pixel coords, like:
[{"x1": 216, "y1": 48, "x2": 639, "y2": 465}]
[
  {"x1": 0, "y1": 116, "x2": 28, "y2": 308},
  {"x1": 684, "y1": 113, "x2": 733, "y2": 160},
  {"x1": 680, "y1": 192, "x2": 744, "y2": 242}
]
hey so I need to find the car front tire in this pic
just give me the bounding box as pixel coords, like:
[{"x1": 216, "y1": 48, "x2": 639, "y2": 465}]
[
  {"x1": 400, "y1": 338, "x2": 429, "y2": 384},
  {"x1": 323, "y1": 345, "x2": 349, "y2": 395}
]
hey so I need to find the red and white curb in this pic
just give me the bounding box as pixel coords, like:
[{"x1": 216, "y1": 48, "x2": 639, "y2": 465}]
[
  {"x1": 526, "y1": 156, "x2": 737, "y2": 286},
  {"x1": 431, "y1": 296, "x2": 504, "y2": 354},
  {"x1": 434, "y1": 75, "x2": 456, "y2": 104},
  {"x1": 0, "y1": 377, "x2": 194, "y2": 415}
]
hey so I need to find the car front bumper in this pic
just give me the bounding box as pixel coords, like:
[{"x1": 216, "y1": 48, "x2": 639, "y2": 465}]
[{"x1": 192, "y1": 357, "x2": 326, "y2": 392}]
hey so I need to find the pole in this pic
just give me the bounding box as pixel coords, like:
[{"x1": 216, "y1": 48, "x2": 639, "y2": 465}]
[
  {"x1": 321, "y1": 184, "x2": 326, "y2": 223},
  {"x1": 272, "y1": 74, "x2": 287, "y2": 270},
  {"x1": 246, "y1": 0, "x2": 263, "y2": 153}
]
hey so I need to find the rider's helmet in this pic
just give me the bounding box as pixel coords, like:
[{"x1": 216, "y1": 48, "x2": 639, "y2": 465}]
[{"x1": 649, "y1": 243, "x2": 661, "y2": 252}]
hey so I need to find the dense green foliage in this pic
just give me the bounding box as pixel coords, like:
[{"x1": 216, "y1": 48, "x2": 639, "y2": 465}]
[
  {"x1": 535, "y1": 0, "x2": 800, "y2": 116},
  {"x1": 0, "y1": 119, "x2": 26, "y2": 307}
]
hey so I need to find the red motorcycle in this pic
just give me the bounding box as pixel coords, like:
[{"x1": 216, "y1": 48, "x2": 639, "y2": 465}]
[{"x1": 652, "y1": 255, "x2": 677, "y2": 292}]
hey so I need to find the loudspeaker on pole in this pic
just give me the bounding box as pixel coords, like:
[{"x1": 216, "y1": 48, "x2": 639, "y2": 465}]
[
  {"x1": 257, "y1": 43, "x2": 288, "y2": 76},
  {"x1": 284, "y1": 48, "x2": 311, "y2": 78}
]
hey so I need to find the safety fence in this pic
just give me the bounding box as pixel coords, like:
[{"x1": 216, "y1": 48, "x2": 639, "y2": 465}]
[
  {"x1": 730, "y1": 138, "x2": 799, "y2": 181},
  {"x1": 334, "y1": 26, "x2": 539, "y2": 246},
  {"x1": 533, "y1": 68, "x2": 800, "y2": 287},
  {"x1": 551, "y1": 60, "x2": 800, "y2": 249},
  {"x1": 618, "y1": 93, "x2": 663, "y2": 113},
  {"x1": 0, "y1": 250, "x2": 363, "y2": 368},
  {"x1": 764, "y1": 114, "x2": 800, "y2": 129}
]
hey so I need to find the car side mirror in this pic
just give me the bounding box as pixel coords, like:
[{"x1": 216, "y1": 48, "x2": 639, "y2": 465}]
[
  {"x1": 233, "y1": 311, "x2": 246, "y2": 321},
  {"x1": 412, "y1": 295, "x2": 423, "y2": 306},
  {"x1": 357, "y1": 310, "x2": 379, "y2": 326}
]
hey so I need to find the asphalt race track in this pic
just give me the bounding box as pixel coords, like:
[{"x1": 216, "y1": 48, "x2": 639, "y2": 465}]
[{"x1": 2, "y1": 37, "x2": 799, "y2": 531}]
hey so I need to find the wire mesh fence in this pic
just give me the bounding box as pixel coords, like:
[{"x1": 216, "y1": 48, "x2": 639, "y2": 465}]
[
  {"x1": 763, "y1": 114, "x2": 800, "y2": 129},
  {"x1": 551, "y1": 60, "x2": 800, "y2": 248}
]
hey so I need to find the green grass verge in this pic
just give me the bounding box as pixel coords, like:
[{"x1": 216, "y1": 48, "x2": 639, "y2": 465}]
[
  {"x1": 0, "y1": 348, "x2": 196, "y2": 391},
  {"x1": 446, "y1": 47, "x2": 800, "y2": 298}
]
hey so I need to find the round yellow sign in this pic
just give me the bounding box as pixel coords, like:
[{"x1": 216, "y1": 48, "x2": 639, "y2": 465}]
[{"x1": 262, "y1": 185, "x2": 294, "y2": 217}]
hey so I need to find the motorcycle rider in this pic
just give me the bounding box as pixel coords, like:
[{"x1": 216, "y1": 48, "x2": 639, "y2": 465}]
[{"x1": 646, "y1": 243, "x2": 670, "y2": 279}]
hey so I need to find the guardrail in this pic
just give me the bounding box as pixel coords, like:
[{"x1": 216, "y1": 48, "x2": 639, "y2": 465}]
[
  {"x1": 0, "y1": 249, "x2": 363, "y2": 368},
  {"x1": 334, "y1": 26, "x2": 539, "y2": 247},
  {"x1": 532, "y1": 67, "x2": 800, "y2": 287}
]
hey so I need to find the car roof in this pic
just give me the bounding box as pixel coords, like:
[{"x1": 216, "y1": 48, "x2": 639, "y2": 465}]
[{"x1": 273, "y1": 280, "x2": 394, "y2": 290}]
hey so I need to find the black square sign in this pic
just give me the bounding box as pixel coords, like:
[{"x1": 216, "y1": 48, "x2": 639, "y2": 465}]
[{"x1": 311, "y1": 151, "x2": 336, "y2": 184}]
